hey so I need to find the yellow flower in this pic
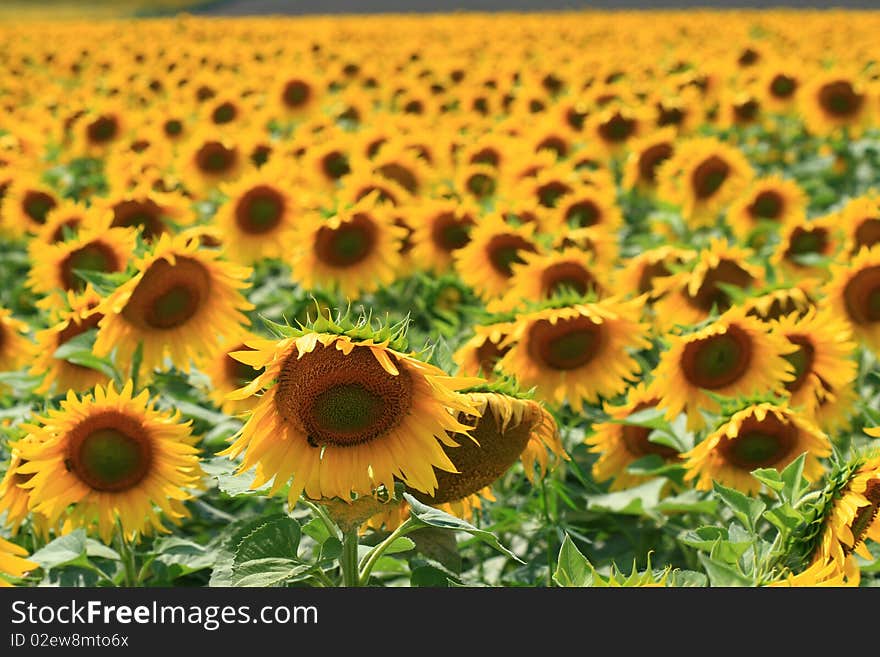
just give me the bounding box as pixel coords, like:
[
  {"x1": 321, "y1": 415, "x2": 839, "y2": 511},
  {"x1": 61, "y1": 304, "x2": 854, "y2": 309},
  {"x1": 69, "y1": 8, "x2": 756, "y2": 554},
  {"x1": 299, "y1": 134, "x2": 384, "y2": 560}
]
[
  {"x1": 824, "y1": 245, "x2": 880, "y2": 353},
  {"x1": 0, "y1": 537, "x2": 37, "y2": 587}
]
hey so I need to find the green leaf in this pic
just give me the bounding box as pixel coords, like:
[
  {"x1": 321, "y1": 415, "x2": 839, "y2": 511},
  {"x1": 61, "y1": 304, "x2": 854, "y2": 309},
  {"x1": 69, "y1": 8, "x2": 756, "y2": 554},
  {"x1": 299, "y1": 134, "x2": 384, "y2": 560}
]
[
  {"x1": 85, "y1": 540, "x2": 120, "y2": 561},
  {"x1": 585, "y1": 478, "x2": 666, "y2": 516},
  {"x1": 780, "y1": 453, "x2": 807, "y2": 504},
  {"x1": 655, "y1": 490, "x2": 717, "y2": 515},
  {"x1": 229, "y1": 558, "x2": 312, "y2": 587},
  {"x1": 202, "y1": 457, "x2": 271, "y2": 497},
  {"x1": 403, "y1": 493, "x2": 522, "y2": 563},
  {"x1": 302, "y1": 517, "x2": 332, "y2": 545},
  {"x1": 410, "y1": 564, "x2": 450, "y2": 587},
  {"x1": 553, "y1": 534, "x2": 592, "y2": 587},
  {"x1": 30, "y1": 530, "x2": 87, "y2": 570},
  {"x1": 383, "y1": 536, "x2": 415, "y2": 555},
  {"x1": 234, "y1": 516, "x2": 301, "y2": 565},
  {"x1": 72, "y1": 269, "x2": 129, "y2": 296},
  {"x1": 409, "y1": 528, "x2": 461, "y2": 574},
  {"x1": 153, "y1": 537, "x2": 216, "y2": 573},
  {"x1": 750, "y1": 467, "x2": 785, "y2": 493},
  {"x1": 712, "y1": 482, "x2": 766, "y2": 531},
  {"x1": 668, "y1": 570, "x2": 708, "y2": 587},
  {"x1": 698, "y1": 553, "x2": 753, "y2": 587}
]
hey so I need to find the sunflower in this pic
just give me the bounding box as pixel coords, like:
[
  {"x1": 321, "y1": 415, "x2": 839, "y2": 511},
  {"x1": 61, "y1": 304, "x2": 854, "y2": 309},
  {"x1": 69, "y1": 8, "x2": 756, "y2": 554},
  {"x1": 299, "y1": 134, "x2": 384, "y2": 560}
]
[
  {"x1": 758, "y1": 61, "x2": 802, "y2": 114},
  {"x1": 93, "y1": 233, "x2": 253, "y2": 374},
  {"x1": 218, "y1": 320, "x2": 483, "y2": 504},
  {"x1": 0, "y1": 441, "x2": 49, "y2": 537},
  {"x1": 586, "y1": 383, "x2": 681, "y2": 491},
  {"x1": 742, "y1": 280, "x2": 819, "y2": 322},
  {"x1": 290, "y1": 197, "x2": 404, "y2": 299},
  {"x1": 839, "y1": 195, "x2": 880, "y2": 257},
  {"x1": 70, "y1": 103, "x2": 127, "y2": 157},
  {"x1": 272, "y1": 71, "x2": 323, "y2": 120},
  {"x1": 615, "y1": 245, "x2": 695, "y2": 300},
  {"x1": 453, "y1": 213, "x2": 540, "y2": 302},
  {"x1": 488, "y1": 248, "x2": 607, "y2": 313},
  {"x1": 651, "y1": 239, "x2": 764, "y2": 332},
  {"x1": 800, "y1": 70, "x2": 873, "y2": 137},
  {"x1": 824, "y1": 245, "x2": 880, "y2": 353},
  {"x1": 682, "y1": 402, "x2": 830, "y2": 494},
  {"x1": 771, "y1": 215, "x2": 841, "y2": 283},
  {"x1": 552, "y1": 184, "x2": 622, "y2": 234},
  {"x1": 726, "y1": 176, "x2": 807, "y2": 243},
  {"x1": 304, "y1": 135, "x2": 354, "y2": 189},
  {"x1": 199, "y1": 334, "x2": 263, "y2": 417},
  {"x1": 91, "y1": 186, "x2": 191, "y2": 241},
  {"x1": 650, "y1": 87, "x2": 705, "y2": 134},
  {"x1": 15, "y1": 381, "x2": 203, "y2": 543},
  {"x1": 1, "y1": 174, "x2": 60, "y2": 237},
  {"x1": 0, "y1": 537, "x2": 36, "y2": 587},
  {"x1": 178, "y1": 130, "x2": 247, "y2": 196},
  {"x1": 656, "y1": 137, "x2": 754, "y2": 227},
  {"x1": 407, "y1": 390, "x2": 565, "y2": 518},
  {"x1": 453, "y1": 320, "x2": 518, "y2": 379},
  {"x1": 29, "y1": 287, "x2": 110, "y2": 395},
  {"x1": 33, "y1": 200, "x2": 96, "y2": 245},
  {"x1": 409, "y1": 198, "x2": 478, "y2": 274},
  {"x1": 808, "y1": 451, "x2": 880, "y2": 571},
  {"x1": 496, "y1": 297, "x2": 650, "y2": 412},
  {"x1": 649, "y1": 308, "x2": 796, "y2": 431},
  {"x1": 213, "y1": 166, "x2": 299, "y2": 264},
  {"x1": 765, "y1": 559, "x2": 853, "y2": 587},
  {"x1": 585, "y1": 103, "x2": 647, "y2": 156},
  {"x1": 621, "y1": 128, "x2": 677, "y2": 193},
  {"x1": 27, "y1": 226, "x2": 135, "y2": 302},
  {"x1": 0, "y1": 307, "x2": 31, "y2": 374}
]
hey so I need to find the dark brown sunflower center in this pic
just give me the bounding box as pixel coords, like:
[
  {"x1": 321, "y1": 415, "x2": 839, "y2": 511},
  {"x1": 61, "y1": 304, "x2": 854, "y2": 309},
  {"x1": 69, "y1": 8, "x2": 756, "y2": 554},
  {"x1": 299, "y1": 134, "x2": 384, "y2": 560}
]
[
  {"x1": 541, "y1": 261, "x2": 595, "y2": 297},
  {"x1": 122, "y1": 256, "x2": 210, "y2": 330},
  {"x1": 565, "y1": 200, "x2": 600, "y2": 227},
  {"x1": 164, "y1": 119, "x2": 183, "y2": 137},
  {"x1": 471, "y1": 147, "x2": 500, "y2": 167},
  {"x1": 275, "y1": 343, "x2": 413, "y2": 448},
  {"x1": 23, "y1": 191, "x2": 57, "y2": 225},
  {"x1": 212, "y1": 102, "x2": 237, "y2": 124},
  {"x1": 843, "y1": 265, "x2": 880, "y2": 324},
  {"x1": 785, "y1": 226, "x2": 827, "y2": 259},
  {"x1": 847, "y1": 480, "x2": 880, "y2": 555},
  {"x1": 314, "y1": 213, "x2": 377, "y2": 267},
  {"x1": 431, "y1": 212, "x2": 473, "y2": 252},
  {"x1": 783, "y1": 335, "x2": 815, "y2": 394},
  {"x1": 638, "y1": 143, "x2": 673, "y2": 184},
  {"x1": 537, "y1": 136, "x2": 568, "y2": 158},
  {"x1": 748, "y1": 191, "x2": 784, "y2": 220},
  {"x1": 621, "y1": 401, "x2": 679, "y2": 459},
  {"x1": 598, "y1": 113, "x2": 636, "y2": 142},
  {"x1": 234, "y1": 185, "x2": 285, "y2": 234},
  {"x1": 195, "y1": 141, "x2": 238, "y2": 174},
  {"x1": 681, "y1": 324, "x2": 753, "y2": 389},
  {"x1": 466, "y1": 172, "x2": 496, "y2": 199},
  {"x1": 818, "y1": 80, "x2": 864, "y2": 117},
  {"x1": 283, "y1": 80, "x2": 311, "y2": 108},
  {"x1": 86, "y1": 115, "x2": 119, "y2": 144},
  {"x1": 528, "y1": 315, "x2": 603, "y2": 371},
  {"x1": 566, "y1": 107, "x2": 587, "y2": 131},
  {"x1": 67, "y1": 411, "x2": 153, "y2": 492},
  {"x1": 854, "y1": 218, "x2": 880, "y2": 253},
  {"x1": 377, "y1": 163, "x2": 418, "y2": 195},
  {"x1": 321, "y1": 151, "x2": 351, "y2": 180},
  {"x1": 486, "y1": 234, "x2": 537, "y2": 277},
  {"x1": 688, "y1": 259, "x2": 754, "y2": 313},
  {"x1": 657, "y1": 104, "x2": 685, "y2": 127},
  {"x1": 60, "y1": 241, "x2": 119, "y2": 292},
  {"x1": 719, "y1": 415, "x2": 796, "y2": 470},
  {"x1": 770, "y1": 75, "x2": 797, "y2": 99},
  {"x1": 475, "y1": 337, "x2": 510, "y2": 376},
  {"x1": 692, "y1": 156, "x2": 731, "y2": 200},
  {"x1": 733, "y1": 99, "x2": 759, "y2": 123},
  {"x1": 537, "y1": 181, "x2": 572, "y2": 208},
  {"x1": 410, "y1": 397, "x2": 540, "y2": 505}
]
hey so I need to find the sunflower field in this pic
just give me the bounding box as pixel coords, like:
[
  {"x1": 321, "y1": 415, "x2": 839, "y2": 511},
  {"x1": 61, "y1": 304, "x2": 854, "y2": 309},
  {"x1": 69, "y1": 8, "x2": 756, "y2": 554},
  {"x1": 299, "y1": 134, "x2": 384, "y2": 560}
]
[{"x1": 2, "y1": 10, "x2": 880, "y2": 591}]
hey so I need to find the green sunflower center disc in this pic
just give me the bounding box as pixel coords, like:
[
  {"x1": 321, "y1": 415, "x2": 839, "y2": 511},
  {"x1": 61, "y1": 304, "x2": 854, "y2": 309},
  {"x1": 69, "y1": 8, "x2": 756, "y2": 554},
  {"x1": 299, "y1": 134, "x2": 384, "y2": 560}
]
[
  {"x1": 565, "y1": 200, "x2": 600, "y2": 227},
  {"x1": 283, "y1": 80, "x2": 310, "y2": 107},
  {"x1": 123, "y1": 256, "x2": 211, "y2": 330},
  {"x1": 541, "y1": 261, "x2": 593, "y2": 297},
  {"x1": 68, "y1": 413, "x2": 153, "y2": 492},
  {"x1": 487, "y1": 234, "x2": 537, "y2": 277},
  {"x1": 196, "y1": 141, "x2": 237, "y2": 173},
  {"x1": 23, "y1": 191, "x2": 57, "y2": 224},
  {"x1": 314, "y1": 213, "x2": 377, "y2": 267},
  {"x1": 275, "y1": 343, "x2": 413, "y2": 448},
  {"x1": 720, "y1": 415, "x2": 796, "y2": 470},
  {"x1": 432, "y1": 213, "x2": 473, "y2": 251},
  {"x1": 213, "y1": 102, "x2": 237, "y2": 124},
  {"x1": 87, "y1": 116, "x2": 118, "y2": 143},
  {"x1": 783, "y1": 336, "x2": 815, "y2": 394},
  {"x1": 820, "y1": 80, "x2": 863, "y2": 117},
  {"x1": 322, "y1": 152, "x2": 351, "y2": 180},
  {"x1": 61, "y1": 242, "x2": 119, "y2": 292},
  {"x1": 692, "y1": 155, "x2": 730, "y2": 199},
  {"x1": 638, "y1": 142, "x2": 673, "y2": 184},
  {"x1": 466, "y1": 172, "x2": 496, "y2": 199},
  {"x1": 770, "y1": 75, "x2": 796, "y2": 98},
  {"x1": 843, "y1": 264, "x2": 880, "y2": 324},
  {"x1": 111, "y1": 199, "x2": 165, "y2": 240},
  {"x1": 682, "y1": 325, "x2": 752, "y2": 389},
  {"x1": 164, "y1": 119, "x2": 183, "y2": 136},
  {"x1": 235, "y1": 185, "x2": 285, "y2": 234},
  {"x1": 854, "y1": 218, "x2": 880, "y2": 253},
  {"x1": 749, "y1": 191, "x2": 783, "y2": 219},
  {"x1": 529, "y1": 315, "x2": 603, "y2": 371}
]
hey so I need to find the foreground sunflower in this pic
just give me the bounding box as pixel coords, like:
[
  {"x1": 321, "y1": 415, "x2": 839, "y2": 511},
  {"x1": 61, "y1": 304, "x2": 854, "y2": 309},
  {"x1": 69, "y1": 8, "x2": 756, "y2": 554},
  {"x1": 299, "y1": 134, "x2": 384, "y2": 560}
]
[
  {"x1": 682, "y1": 402, "x2": 830, "y2": 494},
  {"x1": 824, "y1": 245, "x2": 880, "y2": 352},
  {"x1": 15, "y1": 381, "x2": 204, "y2": 542},
  {"x1": 0, "y1": 537, "x2": 36, "y2": 587},
  {"x1": 93, "y1": 233, "x2": 253, "y2": 374},
  {"x1": 586, "y1": 383, "x2": 681, "y2": 491},
  {"x1": 219, "y1": 314, "x2": 483, "y2": 504},
  {"x1": 649, "y1": 308, "x2": 796, "y2": 431},
  {"x1": 496, "y1": 295, "x2": 650, "y2": 412}
]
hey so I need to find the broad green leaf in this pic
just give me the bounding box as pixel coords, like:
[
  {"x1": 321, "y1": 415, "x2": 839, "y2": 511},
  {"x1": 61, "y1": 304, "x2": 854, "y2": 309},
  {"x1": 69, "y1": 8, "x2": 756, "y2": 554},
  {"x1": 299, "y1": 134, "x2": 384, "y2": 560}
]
[
  {"x1": 153, "y1": 537, "x2": 216, "y2": 573},
  {"x1": 302, "y1": 517, "x2": 332, "y2": 545},
  {"x1": 30, "y1": 530, "x2": 87, "y2": 570},
  {"x1": 750, "y1": 467, "x2": 785, "y2": 493},
  {"x1": 553, "y1": 534, "x2": 592, "y2": 587},
  {"x1": 698, "y1": 554, "x2": 753, "y2": 587},
  {"x1": 230, "y1": 558, "x2": 311, "y2": 587},
  {"x1": 410, "y1": 564, "x2": 450, "y2": 587},
  {"x1": 409, "y1": 527, "x2": 461, "y2": 574},
  {"x1": 712, "y1": 482, "x2": 766, "y2": 531},
  {"x1": 234, "y1": 515, "x2": 301, "y2": 565},
  {"x1": 383, "y1": 536, "x2": 416, "y2": 555},
  {"x1": 585, "y1": 478, "x2": 665, "y2": 516},
  {"x1": 202, "y1": 457, "x2": 271, "y2": 497},
  {"x1": 780, "y1": 453, "x2": 807, "y2": 504}
]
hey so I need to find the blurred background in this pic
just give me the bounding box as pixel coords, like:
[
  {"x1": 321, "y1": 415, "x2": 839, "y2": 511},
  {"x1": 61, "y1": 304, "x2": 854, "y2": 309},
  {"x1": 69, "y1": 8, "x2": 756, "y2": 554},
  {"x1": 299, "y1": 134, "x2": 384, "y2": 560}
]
[{"x1": 0, "y1": 0, "x2": 876, "y2": 20}]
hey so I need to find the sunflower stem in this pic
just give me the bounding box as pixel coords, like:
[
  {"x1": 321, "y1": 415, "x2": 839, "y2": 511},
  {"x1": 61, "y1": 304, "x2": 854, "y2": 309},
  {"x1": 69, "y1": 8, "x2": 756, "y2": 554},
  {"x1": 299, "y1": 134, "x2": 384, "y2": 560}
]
[
  {"x1": 340, "y1": 529, "x2": 360, "y2": 587},
  {"x1": 114, "y1": 522, "x2": 138, "y2": 587},
  {"x1": 357, "y1": 518, "x2": 417, "y2": 586}
]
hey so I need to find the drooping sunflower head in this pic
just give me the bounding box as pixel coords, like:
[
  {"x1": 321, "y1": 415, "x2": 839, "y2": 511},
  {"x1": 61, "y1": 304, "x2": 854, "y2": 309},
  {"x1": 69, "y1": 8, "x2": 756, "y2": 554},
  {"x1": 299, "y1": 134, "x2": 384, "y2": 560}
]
[
  {"x1": 15, "y1": 381, "x2": 204, "y2": 543},
  {"x1": 649, "y1": 307, "x2": 796, "y2": 431},
  {"x1": 219, "y1": 313, "x2": 484, "y2": 505},
  {"x1": 683, "y1": 401, "x2": 831, "y2": 494},
  {"x1": 586, "y1": 383, "x2": 682, "y2": 491},
  {"x1": 291, "y1": 196, "x2": 405, "y2": 299},
  {"x1": 93, "y1": 232, "x2": 253, "y2": 375},
  {"x1": 824, "y1": 245, "x2": 880, "y2": 353},
  {"x1": 800, "y1": 70, "x2": 873, "y2": 137},
  {"x1": 726, "y1": 176, "x2": 807, "y2": 244},
  {"x1": 496, "y1": 296, "x2": 651, "y2": 412}
]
